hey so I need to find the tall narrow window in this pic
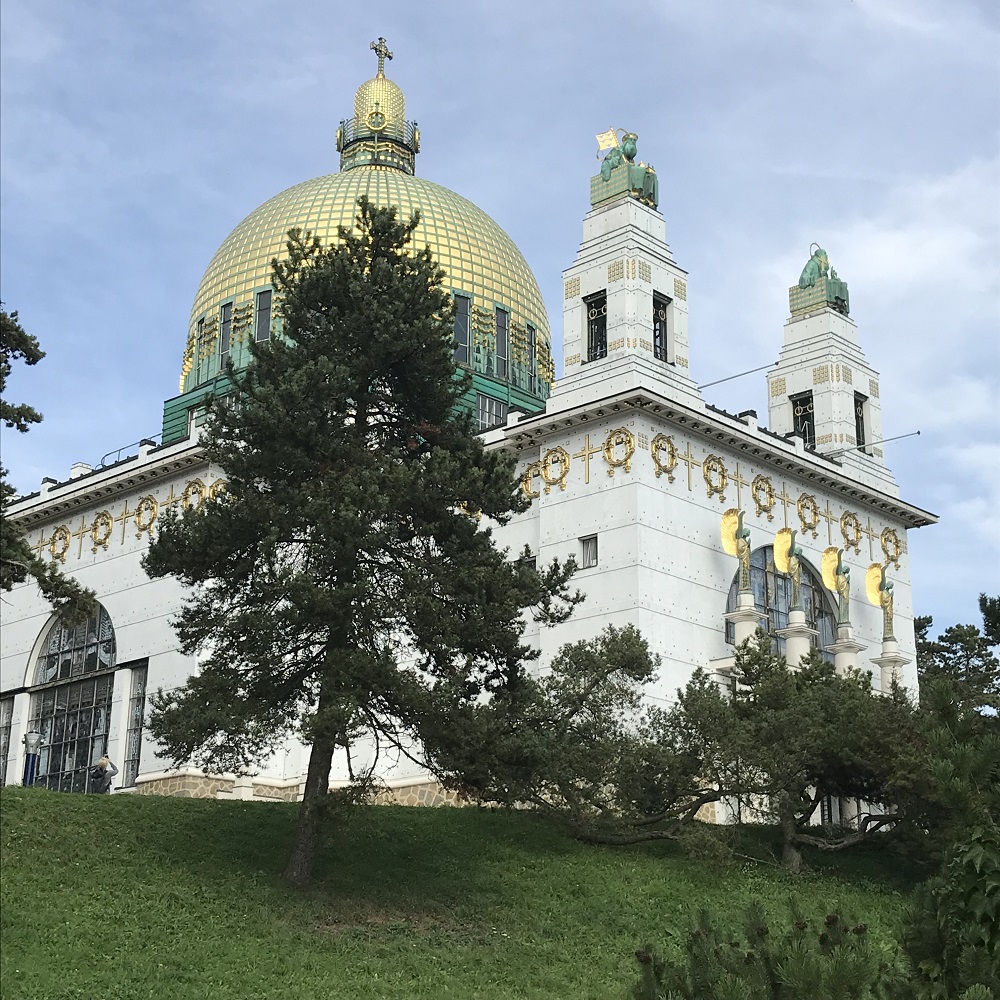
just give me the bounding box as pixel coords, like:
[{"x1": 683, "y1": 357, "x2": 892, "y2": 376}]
[
  {"x1": 526, "y1": 323, "x2": 537, "y2": 373},
  {"x1": 453, "y1": 294, "x2": 470, "y2": 364},
  {"x1": 580, "y1": 535, "x2": 599, "y2": 568},
  {"x1": 790, "y1": 391, "x2": 816, "y2": 449},
  {"x1": 0, "y1": 697, "x2": 13, "y2": 786},
  {"x1": 652, "y1": 293, "x2": 671, "y2": 362},
  {"x1": 29, "y1": 605, "x2": 117, "y2": 793},
  {"x1": 476, "y1": 393, "x2": 507, "y2": 431},
  {"x1": 254, "y1": 289, "x2": 272, "y2": 342},
  {"x1": 495, "y1": 307, "x2": 509, "y2": 378},
  {"x1": 195, "y1": 317, "x2": 206, "y2": 384},
  {"x1": 854, "y1": 392, "x2": 867, "y2": 450},
  {"x1": 219, "y1": 302, "x2": 233, "y2": 368},
  {"x1": 122, "y1": 662, "x2": 148, "y2": 788},
  {"x1": 585, "y1": 292, "x2": 607, "y2": 362}
]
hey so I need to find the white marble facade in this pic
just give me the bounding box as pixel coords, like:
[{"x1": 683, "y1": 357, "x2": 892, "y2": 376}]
[{"x1": 0, "y1": 179, "x2": 935, "y2": 796}]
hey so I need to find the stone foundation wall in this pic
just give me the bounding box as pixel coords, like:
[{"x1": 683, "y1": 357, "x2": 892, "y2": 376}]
[
  {"x1": 372, "y1": 781, "x2": 466, "y2": 808},
  {"x1": 252, "y1": 782, "x2": 300, "y2": 802},
  {"x1": 135, "y1": 774, "x2": 230, "y2": 799}
]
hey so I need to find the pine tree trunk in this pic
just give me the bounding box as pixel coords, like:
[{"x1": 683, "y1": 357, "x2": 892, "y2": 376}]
[
  {"x1": 779, "y1": 795, "x2": 803, "y2": 874},
  {"x1": 282, "y1": 732, "x2": 336, "y2": 888}
]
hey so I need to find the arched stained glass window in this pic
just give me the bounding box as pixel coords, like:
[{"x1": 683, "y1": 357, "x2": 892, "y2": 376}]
[
  {"x1": 34, "y1": 607, "x2": 116, "y2": 685},
  {"x1": 29, "y1": 606, "x2": 117, "y2": 793},
  {"x1": 725, "y1": 546, "x2": 837, "y2": 661}
]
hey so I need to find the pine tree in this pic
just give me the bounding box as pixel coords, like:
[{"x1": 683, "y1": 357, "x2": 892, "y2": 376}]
[
  {"x1": 0, "y1": 306, "x2": 95, "y2": 618},
  {"x1": 142, "y1": 200, "x2": 577, "y2": 886}
]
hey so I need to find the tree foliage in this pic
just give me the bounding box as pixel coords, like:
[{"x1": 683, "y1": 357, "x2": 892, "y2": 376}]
[
  {"x1": 0, "y1": 306, "x2": 95, "y2": 618},
  {"x1": 142, "y1": 201, "x2": 578, "y2": 886}
]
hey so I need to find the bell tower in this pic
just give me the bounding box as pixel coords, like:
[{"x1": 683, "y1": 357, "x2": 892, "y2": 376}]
[
  {"x1": 552, "y1": 129, "x2": 701, "y2": 410},
  {"x1": 767, "y1": 247, "x2": 898, "y2": 495}
]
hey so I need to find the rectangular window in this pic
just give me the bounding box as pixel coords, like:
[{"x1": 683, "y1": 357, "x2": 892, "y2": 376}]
[
  {"x1": 453, "y1": 294, "x2": 470, "y2": 364},
  {"x1": 254, "y1": 289, "x2": 272, "y2": 342},
  {"x1": 854, "y1": 392, "x2": 867, "y2": 450},
  {"x1": 580, "y1": 534, "x2": 598, "y2": 569},
  {"x1": 476, "y1": 393, "x2": 508, "y2": 431},
  {"x1": 652, "y1": 293, "x2": 672, "y2": 362},
  {"x1": 219, "y1": 301, "x2": 233, "y2": 367},
  {"x1": 584, "y1": 292, "x2": 607, "y2": 362},
  {"x1": 0, "y1": 697, "x2": 12, "y2": 786},
  {"x1": 29, "y1": 673, "x2": 114, "y2": 793},
  {"x1": 122, "y1": 663, "x2": 148, "y2": 788},
  {"x1": 495, "y1": 307, "x2": 509, "y2": 378},
  {"x1": 790, "y1": 391, "x2": 816, "y2": 449},
  {"x1": 526, "y1": 323, "x2": 537, "y2": 373}
]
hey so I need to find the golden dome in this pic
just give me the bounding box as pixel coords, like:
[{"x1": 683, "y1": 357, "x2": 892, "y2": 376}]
[{"x1": 181, "y1": 165, "x2": 552, "y2": 393}]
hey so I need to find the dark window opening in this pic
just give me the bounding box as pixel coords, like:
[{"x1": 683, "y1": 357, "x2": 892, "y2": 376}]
[
  {"x1": 790, "y1": 391, "x2": 816, "y2": 449},
  {"x1": 255, "y1": 289, "x2": 272, "y2": 342},
  {"x1": 122, "y1": 663, "x2": 148, "y2": 788},
  {"x1": 0, "y1": 698, "x2": 12, "y2": 786},
  {"x1": 495, "y1": 307, "x2": 509, "y2": 378},
  {"x1": 580, "y1": 535, "x2": 598, "y2": 568},
  {"x1": 585, "y1": 292, "x2": 607, "y2": 362},
  {"x1": 854, "y1": 392, "x2": 867, "y2": 450},
  {"x1": 526, "y1": 323, "x2": 537, "y2": 373},
  {"x1": 652, "y1": 293, "x2": 671, "y2": 362},
  {"x1": 453, "y1": 295, "x2": 470, "y2": 364},
  {"x1": 195, "y1": 317, "x2": 206, "y2": 384}
]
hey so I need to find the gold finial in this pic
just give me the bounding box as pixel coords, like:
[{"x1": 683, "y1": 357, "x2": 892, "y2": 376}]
[{"x1": 370, "y1": 36, "x2": 393, "y2": 76}]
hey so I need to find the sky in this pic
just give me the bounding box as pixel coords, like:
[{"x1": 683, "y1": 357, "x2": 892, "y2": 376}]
[{"x1": 1, "y1": 0, "x2": 997, "y2": 631}]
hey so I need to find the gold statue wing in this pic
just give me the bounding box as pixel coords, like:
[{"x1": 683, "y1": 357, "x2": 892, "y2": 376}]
[
  {"x1": 821, "y1": 547, "x2": 841, "y2": 592},
  {"x1": 866, "y1": 563, "x2": 884, "y2": 606},
  {"x1": 721, "y1": 508, "x2": 741, "y2": 556},
  {"x1": 774, "y1": 528, "x2": 794, "y2": 574}
]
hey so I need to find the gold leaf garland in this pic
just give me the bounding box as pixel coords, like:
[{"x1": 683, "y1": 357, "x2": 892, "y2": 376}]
[
  {"x1": 540, "y1": 448, "x2": 571, "y2": 494},
  {"x1": 702, "y1": 455, "x2": 728, "y2": 502},
  {"x1": 840, "y1": 511, "x2": 862, "y2": 554},
  {"x1": 797, "y1": 493, "x2": 820, "y2": 538},
  {"x1": 603, "y1": 429, "x2": 635, "y2": 477},
  {"x1": 650, "y1": 433, "x2": 677, "y2": 482},
  {"x1": 90, "y1": 511, "x2": 114, "y2": 553},
  {"x1": 134, "y1": 496, "x2": 159, "y2": 539},
  {"x1": 49, "y1": 525, "x2": 71, "y2": 563},
  {"x1": 751, "y1": 474, "x2": 775, "y2": 521}
]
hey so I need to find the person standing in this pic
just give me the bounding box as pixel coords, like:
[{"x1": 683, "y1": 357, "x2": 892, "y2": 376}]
[{"x1": 91, "y1": 756, "x2": 118, "y2": 794}]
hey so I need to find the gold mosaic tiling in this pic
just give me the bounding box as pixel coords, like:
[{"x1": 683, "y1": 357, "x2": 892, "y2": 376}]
[
  {"x1": 184, "y1": 166, "x2": 551, "y2": 392},
  {"x1": 769, "y1": 377, "x2": 786, "y2": 397},
  {"x1": 673, "y1": 278, "x2": 687, "y2": 301},
  {"x1": 564, "y1": 276, "x2": 580, "y2": 299},
  {"x1": 813, "y1": 364, "x2": 830, "y2": 384}
]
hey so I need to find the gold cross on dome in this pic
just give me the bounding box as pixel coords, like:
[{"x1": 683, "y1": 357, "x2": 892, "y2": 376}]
[
  {"x1": 370, "y1": 37, "x2": 393, "y2": 75},
  {"x1": 573, "y1": 434, "x2": 602, "y2": 485}
]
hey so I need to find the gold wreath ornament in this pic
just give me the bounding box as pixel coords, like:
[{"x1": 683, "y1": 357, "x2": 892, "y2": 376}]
[
  {"x1": 209, "y1": 479, "x2": 228, "y2": 501},
  {"x1": 703, "y1": 455, "x2": 728, "y2": 502},
  {"x1": 840, "y1": 511, "x2": 862, "y2": 553},
  {"x1": 880, "y1": 527, "x2": 902, "y2": 568},
  {"x1": 603, "y1": 429, "x2": 635, "y2": 477},
  {"x1": 49, "y1": 525, "x2": 71, "y2": 563},
  {"x1": 797, "y1": 494, "x2": 820, "y2": 537},
  {"x1": 650, "y1": 433, "x2": 677, "y2": 481},
  {"x1": 520, "y1": 461, "x2": 542, "y2": 499},
  {"x1": 751, "y1": 475, "x2": 775, "y2": 520},
  {"x1": 134, "y1": 496, "x2": 159, "y2": 538},
  {"x1": 183, "y1": 478, "x2": 206, "y2": 511},
  {"x1": 540, "y1": 447, "x2": 571, "y2": 494},
  {"x1": 90, "y1": 511, "x2": 114, "y2": 553}
]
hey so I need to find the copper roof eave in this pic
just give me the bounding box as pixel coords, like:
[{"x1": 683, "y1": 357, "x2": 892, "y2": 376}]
[{"x1": 491, "y1": 389, "x2": 937, "y2": 529}]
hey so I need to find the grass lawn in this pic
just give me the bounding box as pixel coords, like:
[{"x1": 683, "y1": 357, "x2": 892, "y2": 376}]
[{"x1": 0, "y1": 787, "x2": 919, "y2": 999}]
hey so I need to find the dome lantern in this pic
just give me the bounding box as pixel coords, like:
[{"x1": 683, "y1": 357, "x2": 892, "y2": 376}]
[{"x1": 336, "y1": 37, "x2": 420, "y2": 175}]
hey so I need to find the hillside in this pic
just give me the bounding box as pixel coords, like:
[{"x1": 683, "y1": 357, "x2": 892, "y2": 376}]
[{"x1": 0, "y1": 788, "x2": 918, "y2": 1000}]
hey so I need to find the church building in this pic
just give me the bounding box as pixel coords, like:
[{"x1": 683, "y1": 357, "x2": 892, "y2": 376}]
[{"x1": 0, "y1": 40, "x2": 935, "y2": 804}]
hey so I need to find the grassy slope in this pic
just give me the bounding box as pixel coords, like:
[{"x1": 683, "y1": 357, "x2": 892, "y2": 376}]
[{"x1": 0, "y1": 788, "x2": 918, "y2": 1000}]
